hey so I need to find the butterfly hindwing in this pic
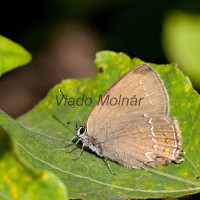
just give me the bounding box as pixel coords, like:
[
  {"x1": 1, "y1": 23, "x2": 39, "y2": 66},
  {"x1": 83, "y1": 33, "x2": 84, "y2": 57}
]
[{"x1": 101, "y1": 115, "x2": 181, "y2": 168}]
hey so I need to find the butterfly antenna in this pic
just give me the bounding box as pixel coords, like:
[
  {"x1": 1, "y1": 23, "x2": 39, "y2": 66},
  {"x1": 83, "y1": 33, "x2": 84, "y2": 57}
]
[{"x1": 59, "y1": 89, "x2": 83, "y2": 125}]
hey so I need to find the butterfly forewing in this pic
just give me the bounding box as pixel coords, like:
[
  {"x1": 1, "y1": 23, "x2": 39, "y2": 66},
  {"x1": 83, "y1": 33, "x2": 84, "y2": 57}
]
[{"x1": 87, "y1": 64, "x2": 169, "y2": 137}]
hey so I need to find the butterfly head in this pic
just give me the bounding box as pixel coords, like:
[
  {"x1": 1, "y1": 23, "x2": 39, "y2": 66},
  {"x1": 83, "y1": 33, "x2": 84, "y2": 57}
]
[{"x1": 76, "y1": 124, "x2": 87, "y2": 139}]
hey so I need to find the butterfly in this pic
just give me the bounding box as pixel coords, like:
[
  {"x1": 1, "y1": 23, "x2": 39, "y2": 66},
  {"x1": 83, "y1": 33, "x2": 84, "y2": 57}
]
[{"x1": 59, "y1": 63, "x2": 182, "y2": 173}]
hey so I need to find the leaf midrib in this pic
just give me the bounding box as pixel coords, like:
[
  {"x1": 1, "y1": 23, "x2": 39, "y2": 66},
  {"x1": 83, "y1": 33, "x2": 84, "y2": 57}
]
[{"x1": 16, "y1": 140, "x2": 200, "y2": 193}]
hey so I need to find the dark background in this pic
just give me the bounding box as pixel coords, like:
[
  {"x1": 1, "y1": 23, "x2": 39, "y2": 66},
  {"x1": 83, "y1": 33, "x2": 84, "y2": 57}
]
[
  {"x1": 1, "y1": 0, "x2": 200, "y2": 118},
  {"x1": 0, "y1": 1, "x2": 200, "y2": 199}
]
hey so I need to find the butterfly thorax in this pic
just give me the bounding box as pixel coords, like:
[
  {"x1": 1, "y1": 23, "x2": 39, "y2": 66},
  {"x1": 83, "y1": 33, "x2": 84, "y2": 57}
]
[{"x1": 76, "y1": 125, "x2": 104, "y2": 157}]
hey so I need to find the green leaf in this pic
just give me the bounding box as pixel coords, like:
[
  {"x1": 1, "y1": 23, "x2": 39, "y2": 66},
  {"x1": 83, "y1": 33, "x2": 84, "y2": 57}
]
[
  {"x1": 0, "y1": 129, "x2": 68, "y2": 200},
  {"x1": 0, "y1": 35, "x2": 31, "y2": 76},
  {"x1": 1, "y1": 51, "x2": 200, "y2": 199},
  {"x1": 162, "y1": 11, "x2": 200, "y2": 89}
]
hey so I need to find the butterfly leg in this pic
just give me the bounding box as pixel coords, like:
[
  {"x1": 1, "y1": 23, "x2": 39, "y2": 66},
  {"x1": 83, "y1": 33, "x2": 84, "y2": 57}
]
[
  {"x1": 67, "y1": 146, "x2": 78, "y2": 153},
  {"x1": 67, "y1": 138, "x2": 81, "y2": 152},
  {"x1": 73, "y1": 144, "x2": 84, "y2": 160},
  {"x1": 62, "y1": 135, "x2": 77, "y2": 147},
  {"x1": 104, "y1": 157, "x2": 115, "y2": 175}
]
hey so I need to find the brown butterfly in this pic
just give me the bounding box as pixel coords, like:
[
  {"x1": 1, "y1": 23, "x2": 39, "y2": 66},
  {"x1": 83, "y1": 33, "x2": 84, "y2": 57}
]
[{"x1": 60, "y1": 63, "x2": 182, "y2": 173}]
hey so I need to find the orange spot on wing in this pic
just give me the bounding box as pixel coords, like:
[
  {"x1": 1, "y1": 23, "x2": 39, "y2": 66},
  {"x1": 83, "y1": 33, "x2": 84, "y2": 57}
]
[
  {"x1": 164, "y1": 147, "x2": 171, "y2": 155},
  {"x1": 164, "y1": 132, "x2": 168, "y2": 136},
  {"x1": 165, "y1": 139, "x2": 171, "y2": 144}
]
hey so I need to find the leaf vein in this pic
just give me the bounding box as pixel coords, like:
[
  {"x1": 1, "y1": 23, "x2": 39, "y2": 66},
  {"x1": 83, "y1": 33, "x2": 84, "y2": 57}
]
[{"x1": 16, "y1": 141, "x2": 200, "y2": 193}]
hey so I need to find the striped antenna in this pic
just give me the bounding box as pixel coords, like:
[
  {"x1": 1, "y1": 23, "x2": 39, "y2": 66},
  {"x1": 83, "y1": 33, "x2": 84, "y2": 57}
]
[{"x1": 59, "y1": 89, "x2": 83, "y2": 125}]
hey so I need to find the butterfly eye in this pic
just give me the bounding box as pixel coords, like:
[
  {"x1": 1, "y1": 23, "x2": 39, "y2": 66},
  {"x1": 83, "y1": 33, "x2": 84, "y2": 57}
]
[{"x1": 79, "y1": 127, "x2": 85, "y2": 135}]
